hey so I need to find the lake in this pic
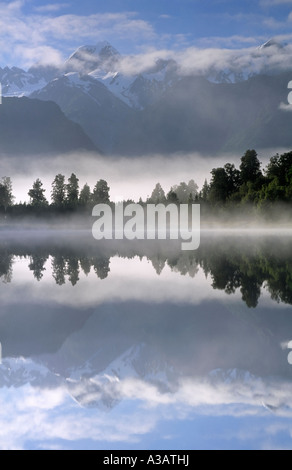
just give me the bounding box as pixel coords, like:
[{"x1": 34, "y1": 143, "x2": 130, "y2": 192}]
[{"x1": 0, "y1": 230, "x2": 292, "y2": 450}]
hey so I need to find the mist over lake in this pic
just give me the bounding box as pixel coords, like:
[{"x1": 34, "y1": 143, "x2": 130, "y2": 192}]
[{"x1": 0, "y1": 232, "x2": 291, "y2": 450}]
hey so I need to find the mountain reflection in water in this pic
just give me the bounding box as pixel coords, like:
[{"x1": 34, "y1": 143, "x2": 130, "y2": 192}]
[{"x1": 0, "y1": 230, "x2": 292, "y2": 450}]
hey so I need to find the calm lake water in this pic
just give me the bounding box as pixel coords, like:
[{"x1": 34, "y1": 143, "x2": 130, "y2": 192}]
[{"x1": 0, "y1": 230, "x2": 292, "y2": 450}]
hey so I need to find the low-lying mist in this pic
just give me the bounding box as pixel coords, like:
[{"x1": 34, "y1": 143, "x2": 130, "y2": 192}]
[{"x1": 0, "y1": 149, "x2": 278, "y2": 204}]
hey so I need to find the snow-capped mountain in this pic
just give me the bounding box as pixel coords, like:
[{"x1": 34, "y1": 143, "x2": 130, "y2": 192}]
[
  {"x1": 0, "y1": 66, "x2": 47, "y2": 97},
  {"x1": 31, "y1": 71, "x2": 134, "y2": 153},
  {"x1": 0, "y1": 38, "x2": 288, "y2": 100},
  {"x1": 258, "y1": 38, "x2": 284, "y2": 51},
  {"x1": 1, "y1": 41, "x2": 179, "y2": 110},
  {"x1": 64, "y1": 41, "x2": 179, "y2": 109},
  {"x1": 0, "y1": 353, "x2": 285, "y2": 414},
  {"x1": 65, "y1": 41, "x2": 120, "y2": 74},
  {"x1": 206, "y1": 38, "x2": 285, "y2": 84},
  {"x1": 1, "y1": 39, "x2": 292, "y2": 155},
  {"x1": 89, "y1": 57, "x2": 178, "y2": 109},
  {"x1": 0, "y1": 357, "x2": 57, "y2": 388},
  {"x1": 68, "y1": 343, "x2": 174, "y2": 391},
  {"x1": 0, "y1": 343, "x2": 176, "y2": 411}
]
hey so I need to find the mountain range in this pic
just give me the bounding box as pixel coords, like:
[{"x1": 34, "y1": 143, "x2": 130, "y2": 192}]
[
  {"x1": 1, "y1": 40, "x2": 292, "y2": 156},
  {"x1": 0, "y1": 351, "x2": 259, "y2": 411}
]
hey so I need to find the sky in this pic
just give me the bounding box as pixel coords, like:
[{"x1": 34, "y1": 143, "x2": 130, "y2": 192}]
[
  {"x1": 1, "y1": 0, "x2": 292, "y2": 203},
  {"x1": 1, "y1": 0, "x2": 292, "y2": 68}
]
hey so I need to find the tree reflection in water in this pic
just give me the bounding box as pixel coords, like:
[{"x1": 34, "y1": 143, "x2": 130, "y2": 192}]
[{"x1": 0, "y1": 233, "x2": 291, "y2": 308}]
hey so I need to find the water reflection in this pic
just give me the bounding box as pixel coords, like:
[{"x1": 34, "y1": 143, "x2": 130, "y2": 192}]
[
  {"x1": 0, "y1": 231, "x2": 292, "y2": 449},
  {"x1": 1, "y1": 232, "x2": 292, "y2": 307}
]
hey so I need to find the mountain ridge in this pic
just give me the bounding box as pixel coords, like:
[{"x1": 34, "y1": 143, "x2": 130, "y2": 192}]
[
  {"x1": 1, "y1": 40, "x2": 292, "y2": 156},
  {"x1": 0, "y1": 97, "x2": 98, "y2": 155}
]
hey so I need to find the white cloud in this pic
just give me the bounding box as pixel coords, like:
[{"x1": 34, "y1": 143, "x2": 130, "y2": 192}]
[
  {"x1": 0, "y1": 383, "x2": 157, "y2": 449},
  {"x1": 0, "y1": 371, "x2": 292, "y2": 449},
  {"x1": 0, "y1": 2, "x2": 156, "y2": 67},
  {"x1": 103, "y1": 38, "x2": 292, "y2": 80},
  {"x1": 176, "y1": 42, "x2": 292, "y2": 76},
  {"x1": 14, "y1": 45, "x2": 64, "y2": 66},
  {"x1": 0, "y1": 0, "x2": 290, "y2": 76},
  {"x1": 33, "y1": 3, "x2": 70, "y2": 13}
]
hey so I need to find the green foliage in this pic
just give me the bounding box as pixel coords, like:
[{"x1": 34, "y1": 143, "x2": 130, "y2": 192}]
[
  {"x1": 208, "y1": 164, "x2": 240, "y2": 205},
  {"x1": 66, "y1": 173, "x2": 79, "y2": 209},
  {"x1": 28, "y1": 179, "x2": 48, "y2": 210},
  {"x1": 0, "y1": 177, "x2": 14, "y2": 212},
  {"x1": 0, "y1": 149, "x2": 291, "y2": 218},
  {"x1": 258, "y1": 151, "x2": 292, "y2": 206},
  {"x1": 240, "y1": 149, "x2": 262, "y2": 184},
  {"x1": 51, "y1": 174, "x2": 66, "y2": 209},
  {"x1": 265, "y1": 152, "x2": 292, "y2": 186},
  {"x1": 92, "y1": 179, "x2": 110, "y2": 205},
  {"x1": 79, "y1": 183, "x2": 92, "y2": 207},
  {"x1": 199, "y1": 179, "x2": 210, "y2": 202}
]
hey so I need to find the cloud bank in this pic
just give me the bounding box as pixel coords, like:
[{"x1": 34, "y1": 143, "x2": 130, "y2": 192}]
[
  {"x1": 1, "y1": 0, "x2": 292, "y2": 77},
  {"x1": 0, "y1": 370, "x2": 292, "y2": 449}
]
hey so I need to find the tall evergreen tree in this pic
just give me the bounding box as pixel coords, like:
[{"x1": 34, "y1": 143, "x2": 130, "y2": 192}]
[
  {"x1": 66, "y1": 173, "x2": 79, "y2": 209},
  {"x1": 28, "y1": 254, "x2": 48, "y2": 282},
  {"x1": 149, "y1": 183, "x2": 166, "y2": 204},
  {"x1": 79, "y1": 183, "x2": 92, "y2": 207},
  {"x1": 52, "y1": 255, "x2": 66, "y2": 286},
  {"x1": 208, "y1": 167, "x2": 230, "y2": 204},
  {"x1": 200, "y1": 179, "x2": 210, "y2": 202},
  {"x1": 28, "y1": 179, "x2": 48, "y2": 210},
  {"x1": 0, "y1": 177, "x2": 14, "y2": 212},
  {"x1": 92, "y1": 180, "x2": 110, "y2": 204},
  {"x1": 51, "y1": 174, "x2": 66, "y2": 209},
  {"x1": 240, "y1": 150, "x2": 262, "y2": 184}
]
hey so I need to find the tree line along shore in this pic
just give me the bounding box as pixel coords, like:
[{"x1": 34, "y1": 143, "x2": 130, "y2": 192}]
[{"x1": 0, "y1": 149, "x2": 291, "y2": 218}]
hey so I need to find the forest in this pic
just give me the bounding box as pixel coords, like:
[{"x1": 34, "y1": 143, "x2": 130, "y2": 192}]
[{"x1": 0, "y1": 149, "x2": 291, "y2": 218}]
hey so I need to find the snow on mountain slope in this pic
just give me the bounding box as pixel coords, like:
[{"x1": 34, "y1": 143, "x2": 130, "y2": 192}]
[
  {"x1": 0, "y1": 39, "x2": 288, "y2": 104},
  {"x1": 207, "y1": 39, "x2": 285, "y2": 84},
  {"x1": 65, "y1": 343, "x2": 176, "y2": 409},
  {"x1": 89, "y1": 58, "x2": 178, "y2": 109},
  {"x1": 258, "y1": 38, "x2": 284, "y2": 51},
  {"x1": 0, "y1": 42, "x2": 179, "y2": 109},
  {"x1": 0, "y1": 67, "x2": 47, "y2": 97},
  {"x1": 65, "y1": 41, "x2": 120, "y2": 75},
  {"x1": 0, "y1": 353, "x2": 286, "y2": 413},
  {"x1": 0, "y1": 343, "x2": 176, "y2": 411},
  {"x1": 68, "y1": 343, "x2": 173, "y2": 386},
  {"x1": 0, "y1": 357, "x2": 57, "y2": 387}
]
